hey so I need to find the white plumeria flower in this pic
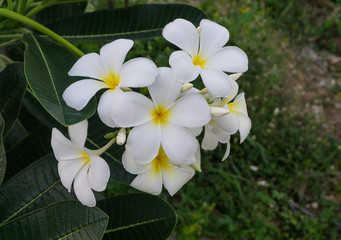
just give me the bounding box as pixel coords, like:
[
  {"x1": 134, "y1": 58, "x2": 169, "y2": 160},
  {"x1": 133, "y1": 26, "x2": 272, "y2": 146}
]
[
  {"x1": 162, "y1": 18, "x2": 248, "y2": 98},
  {"x1": 63, "y1": 39, "x2": 158, "y2": 127},
  {"x1": 202, "y1": 79, "x2": 251, "y2": 160},
  {"x1": 112, "y1": 67, "x2": 211, "y2": 165},
  {"x1": 51, "y1": 120, "x2": 111, "y2": 207},
  {"x1": 122, "y1": 145, "x2": 199, "y2": 195}
]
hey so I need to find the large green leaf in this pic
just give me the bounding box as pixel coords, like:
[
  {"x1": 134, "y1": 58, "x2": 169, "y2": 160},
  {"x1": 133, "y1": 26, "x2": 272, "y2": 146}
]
[
  {"x1": 97, "y1": 193, "x2": 177, "y2": 240},
  {"x1": 0, "y1": 62, "x2": 27, "y2": 136},
  {"x1": 35, "y1": 1, "x2": 87, "y2": 25},
  {"x1": 3, "y1": 120, "x2": 28, "y2": 150},
  {"x1": 22, "y1": 33, "x2": 96, "y2": 126},
  {"x1": 0, "y1": 201, "x2": 108, "y2": 240},
  {"x1": 0, "y1": 154, "x2": 76, "y2": 225},
  {"x1": 4, "y1": 125, "x2": 51, "y2": 182},
  {"x1": 0, "y1": 114, "x2": 5, "y2": 186},
  {"x1": 42, "y1": 4, "x2": 207, "y2": 40}
]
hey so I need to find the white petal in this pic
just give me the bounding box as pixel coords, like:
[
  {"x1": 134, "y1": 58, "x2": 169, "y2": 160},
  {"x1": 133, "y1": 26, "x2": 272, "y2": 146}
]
[
  {"x1": 183, "y1": 140, "x2": 201, "y2": 165},
  {"x1": 125, "y1": 122, "x2": 161, "y2": 164},
  {"x1": 162, "y1": 18, "x2": 199, "y2": 56},
  {"x1": 131, "y1": 168, "x2": 162, "y2": 195},
  {"x1": 88, "y1": 156, "x2": 110, "y2": 192},
  {"x1": 58, "y1": 159, "x2": 84, "y2": 192},
  {"x1": 122, "y1": 151, "x2": 150, "y2": 174},
  {"x1": 206, "y1": 46, "x2": 248, "y2": 73},
  {"x1": 51, "y1": 128, "x2": 83, "y2": 161},
  {"x1": 161, "y1": 124, "x2": 197, "y2": 164},
  {"x1": 111, "y1": 91, "x2": 154, "y2": 127},
  {"x1": 63, "y1": 79, "x2": 107, "y2": 111},
  {"x1": 119, "y1": 58, "x2": 158, "y2": 88},
  {"x1": 236, "y1": 113, "x2": 251, "y2": 143},
  {"x1": 97, "y1": 89, "x2": 121, "y2": 128},
  {"x1": 68, "y1": 53, "x2": 107, "y2": 80},
  {"x1": 212, "y1": 127, "x2": 230, "y2": 143},
  {"x1": 168, "y1": 94, "x2": 210, "y2": 128},
  {"x1": 68, "y1": 120, "x2": 88, "y2": 148},
  {"x1": 222, "y1": 136, "x2": 231, "y2": 161},
  {"x1": 161, "y1": 163, "x2": 195, "y2": 196},
  {"x1": 148, "y1": 67, "x2": 182, "y2": 108},
  {"x1": 215, "y1": 114, "x2": 239, "y2": 134},
  {"x1": 201, "y1": 125, "x2": 218, "y2": 150},
  {"x1": 99, "y1": 39, "x2": 134, "y2": 74},
  {"x1": 187, "y1": 127, "x2": 202, "y2": 137},
  {"x1": 199, "y1": 19, "x2": 229, "y2": 58},
  {"x1": 73, "y1": 163, "x2": 96, "y2": 207},
  {"x1": 169, "y1": 51, "x2": 200, "y2": 83},
  {"x1": 224, "y1": 77, "x2": 239, "y2": 102},
  {"x1": 228, "y1": 93, "x2": 248, "y2": 115},
  {"x1": 201, "y1": 69, "x2": 232, "y2": 98}
]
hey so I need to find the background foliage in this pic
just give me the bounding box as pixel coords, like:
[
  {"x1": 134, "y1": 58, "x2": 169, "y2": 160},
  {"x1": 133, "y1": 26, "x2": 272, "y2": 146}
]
[{"x1": 1, "y1": 0, "x2": 340, "y2": 239}]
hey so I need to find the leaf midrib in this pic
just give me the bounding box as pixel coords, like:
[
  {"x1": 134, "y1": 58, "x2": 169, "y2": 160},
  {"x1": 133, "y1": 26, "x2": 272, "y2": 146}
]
[{"x1": 28, "y1": 34, "x2": 65, "y2": 123}]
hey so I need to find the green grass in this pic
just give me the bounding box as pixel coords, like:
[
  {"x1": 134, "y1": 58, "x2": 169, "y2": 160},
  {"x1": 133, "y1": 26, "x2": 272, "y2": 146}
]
[{"x1": 97, "y1": 0, "x2": 341, "y2": 239}]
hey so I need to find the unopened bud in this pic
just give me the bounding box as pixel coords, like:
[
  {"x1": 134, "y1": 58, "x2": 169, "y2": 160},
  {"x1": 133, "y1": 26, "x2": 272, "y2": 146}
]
[
  {"x1": 197, "y1": 26, "x2": 202, "y2": 34},
  {"x1": 210, "y1": 106, "x2": 229, "y2": 117},
  {"x1": 198, "y1": 88, "x2": 208, "y2": 95},
  {"x1": 181, "y1": 83, "x2": 193, "y2": 92},
  {"x1": 104, "y1": 130, "x2": 118, "y2": 139},
  {"x1": 120, "y1": 87, "x2": 133, "y2": 92},
  {"x1": 229, "y1": 73, "x2": 242, "y2": 81},
  {"x1": 190, "y1": 163, "x2": 202, "y2": 172},
  {"x1": 116, "y1": 128, "x2": 126, "y2": 145}
]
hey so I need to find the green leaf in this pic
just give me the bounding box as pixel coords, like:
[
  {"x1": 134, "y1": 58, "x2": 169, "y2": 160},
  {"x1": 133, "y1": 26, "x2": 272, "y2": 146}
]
[
  {"x1": 42, "y1": 4, "x2": 207, "y2": 40},
  {"x1": 35, "y1": 1, "x2": 87, "y2": 25},
  {"x1": 3, "y1": 120, "x2": 28, "y2": 150},
  {"x1": 0, "y1": 114, "x2": 6, "y2": 186},
  {"x1": 4, "y1": 125, "x2": 51, "y2": 182},
  {"x1": 0, "y1": 201, "x2": 108, "y2": 240},
  {"x1": 97, "y1": 193, "x2": 177, "y2": 240},
  {"x1": 22, "y1": 33, "x2": 96, "y2": 126},
  {"x1": 0, "y1": 154, "x2": 76, "y2": 225},
  {"x1": 0, "y1": 62, "x2": 27, "y2": 136}
]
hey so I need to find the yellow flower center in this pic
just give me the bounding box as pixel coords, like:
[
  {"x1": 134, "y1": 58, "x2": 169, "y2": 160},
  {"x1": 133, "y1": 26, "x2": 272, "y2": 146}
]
[
  {"x1": 150, "y1": 147, "x2": 172, "y2": 173},
  {"x1": 192, "y1": 54, "x2": 207, "y2": 69},
  {"x1": 151, "y1": 105, "x2": 170, "y2": 125},
  {"x1": 103, "y1": 72, "x2": 120, "y2": 89},
  {"x1": 80, "y1": 152, "x2": 91, "y2": 164}
]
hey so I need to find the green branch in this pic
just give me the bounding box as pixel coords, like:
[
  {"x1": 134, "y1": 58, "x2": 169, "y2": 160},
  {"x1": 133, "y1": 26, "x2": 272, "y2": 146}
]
[{"x1": 0, "y1": 8, "x2": 84, "y2": 57}]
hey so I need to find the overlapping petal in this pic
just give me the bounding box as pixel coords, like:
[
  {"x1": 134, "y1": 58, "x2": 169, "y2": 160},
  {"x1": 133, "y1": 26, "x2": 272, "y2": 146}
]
[
  {"x1": 235, "y1": 113, "x2": 251, "y2": 143},
  {"x1": 206, "y1": 46, "x2": 248, "y2": 73},
  {"x1": 131, "y1": 169, "x2": 162, "y2": 195},
  {"x1": 119, "y1": 58, "x2": 158, "y2": 88},
  {"x1": 161, "y1": 124, "x2": 197, "y2": 164},
  {"x1": 99, "y1": 39, "x2": 134, "y2": 74},
  {"x1": 58, "y1": 159, "x2": 85, "y2": 192},
  {"x1": 97, "y1": 89, "x2": 121, "y2": 128},
  {"x1": 201, "y1": 125, "x2": 219, "y2": 150},
  {"x1": 125, "y1": 122, "x2": 161, "y2": 164},
  {"x1": 112, "y1": 91, "x2": 154, "y2": 127},
  {"x1": 168, "y1": 93, "x2": 210, "y2": 127},
  {"x1": 73, "y1": 163, "x2": 96, "y2": 207},
  {"x1": 88, "y1": 156, "x2": 110, "y2": 192},
  {"x1": 201, "y1": 69, "x2": 232, "y2": 97},
  {"x1": 215, "y1": 113, "x2": 239, "y2": 134},
  {"x1": 148, "y1": 67, "x2": 182, "y2": 108},
  {"x1": 122, "y1": 151, "x2": 150, "y2": 174},
  {"x1": 162, "y1": 164, "x2": 195, "y2": 196},
  {"x1": 169, "y1": 51, "x2": 200, "y2": 82},
  {"x1": 162, "y1": 18, "x2": 199, "y2": 57},
  {"x1": 228, "y1": 93, "x2": 248, "y2": 115},
  {"x1": 63, "y1": 79, "x2": 107, "y2": 111},
  {"x1": 199, "y1": 19, "x2": 229, "y2": 59}
]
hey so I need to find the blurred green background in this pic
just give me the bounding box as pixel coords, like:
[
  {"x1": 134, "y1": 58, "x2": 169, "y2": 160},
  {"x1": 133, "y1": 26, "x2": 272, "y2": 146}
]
[
  {"x1": 5, "y1": 0, "x2": 340, "y2": 239},
  {"x1": 99, "y1": 0, "x2": 341, "y2": 239}
]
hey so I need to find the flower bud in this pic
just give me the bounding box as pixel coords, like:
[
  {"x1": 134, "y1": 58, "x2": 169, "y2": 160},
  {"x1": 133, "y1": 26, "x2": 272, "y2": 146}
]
[
  {"x1": 181, "y1": 83, "x2": 193, "y2": 92},
  {"x1": 190, "y1": 163, "x2": 202, "y2": 172},
  {"x1": 209, "y1": 106, "x2": 229, "y2": 117},
  {"x1": 116, "y1": 128, "x2": 126, "y2": 145}
]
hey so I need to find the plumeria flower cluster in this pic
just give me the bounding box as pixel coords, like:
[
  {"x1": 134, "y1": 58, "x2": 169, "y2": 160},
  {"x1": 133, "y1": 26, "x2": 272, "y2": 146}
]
[{"x1": 51, "y1": 18, "x2": 251, "y2": 207}]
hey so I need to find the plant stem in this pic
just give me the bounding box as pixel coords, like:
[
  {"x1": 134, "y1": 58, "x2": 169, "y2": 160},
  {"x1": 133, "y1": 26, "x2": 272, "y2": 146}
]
[
  {"x1": 0, "y1": 54, "x2": 13, "y2": 63},
  {"x1": 0, "y1": 8, "x2": 84, "y2": 57},
  {"x1": 25, "y1": 0, "x2": 56, "y2": 18},
  {"x1": 0, "y1": 38, "x2": 18, "y2": 48}
]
